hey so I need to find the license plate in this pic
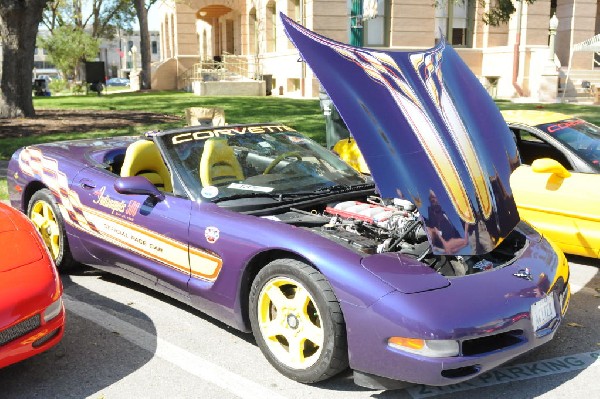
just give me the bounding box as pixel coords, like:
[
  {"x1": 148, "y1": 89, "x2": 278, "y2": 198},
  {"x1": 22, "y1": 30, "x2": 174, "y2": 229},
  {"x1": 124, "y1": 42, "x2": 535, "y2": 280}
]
[{"x1": 531, "y1": 294, "x2": 556, "y2": 331}]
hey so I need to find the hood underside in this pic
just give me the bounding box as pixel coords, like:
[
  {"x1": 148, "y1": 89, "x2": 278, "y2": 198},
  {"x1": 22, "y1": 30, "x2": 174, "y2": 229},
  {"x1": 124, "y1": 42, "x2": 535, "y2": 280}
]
[{"x1": 281, "y1": 13, "x2": 520, "y2": 256}]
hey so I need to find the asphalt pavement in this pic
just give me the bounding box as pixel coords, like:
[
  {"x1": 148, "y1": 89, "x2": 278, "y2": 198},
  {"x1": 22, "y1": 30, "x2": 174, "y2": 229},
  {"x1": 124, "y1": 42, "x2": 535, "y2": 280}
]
[{"x1": 0, "y1": 256, "x2": 597, "y2": 399}]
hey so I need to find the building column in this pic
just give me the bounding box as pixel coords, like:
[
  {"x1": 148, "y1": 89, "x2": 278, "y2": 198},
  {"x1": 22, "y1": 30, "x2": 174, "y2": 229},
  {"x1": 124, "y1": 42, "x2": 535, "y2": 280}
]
[
  {"x1": 391, "y1": 0, "x2": 435, "y2": 48},
  {"x1": 555, "y1": 0, "x2": 598, "y2": 69}
]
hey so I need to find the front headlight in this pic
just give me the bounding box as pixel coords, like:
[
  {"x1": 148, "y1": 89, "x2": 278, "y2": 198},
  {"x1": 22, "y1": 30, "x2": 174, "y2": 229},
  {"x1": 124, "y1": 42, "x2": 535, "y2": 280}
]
[
  {"x1": 43, "y1": 296, "x2": 63, "y2": 322},
  {"x1": 388, "y1": 337, "x2": 459, "y2": 357}
]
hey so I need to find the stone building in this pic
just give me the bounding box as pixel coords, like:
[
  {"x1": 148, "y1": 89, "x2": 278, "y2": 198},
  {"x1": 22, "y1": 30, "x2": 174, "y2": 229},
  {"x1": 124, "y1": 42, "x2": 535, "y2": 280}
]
[
  {"x1": 99, "y1": 31, "x2": 162, "y2": 79},
  {"x1": 32, "y1": 30, "x2": 162, "y2": 81},
  {"x1": 153, "y1": 0, "x2": 600, "y2": 101}
]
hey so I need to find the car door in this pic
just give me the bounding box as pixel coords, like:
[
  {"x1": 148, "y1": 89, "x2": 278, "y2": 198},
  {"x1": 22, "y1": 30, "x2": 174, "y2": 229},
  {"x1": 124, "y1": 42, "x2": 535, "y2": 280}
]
[
  {"x1": 70, "y1": 167, "x2": 194, "y2": 295},
  {"x1": 510, "y1": 157, "x2": 600, "y2": 258}
]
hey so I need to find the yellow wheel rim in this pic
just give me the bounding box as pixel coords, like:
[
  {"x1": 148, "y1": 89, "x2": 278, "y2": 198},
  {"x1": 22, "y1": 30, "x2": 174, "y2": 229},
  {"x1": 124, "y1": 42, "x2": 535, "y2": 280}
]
[
  {"x1": 30, "y1": 200, "x2": 61, "y2": 260},
  {"x1": 257, "y1": 276, "x2": 324, "y2": 369}
]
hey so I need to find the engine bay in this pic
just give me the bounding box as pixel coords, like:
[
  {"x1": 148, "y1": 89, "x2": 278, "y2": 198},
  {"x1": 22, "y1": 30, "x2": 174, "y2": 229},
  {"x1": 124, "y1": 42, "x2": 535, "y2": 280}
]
[{"x1": 264, "y1": 196, "x2": 528, "y2": 278}]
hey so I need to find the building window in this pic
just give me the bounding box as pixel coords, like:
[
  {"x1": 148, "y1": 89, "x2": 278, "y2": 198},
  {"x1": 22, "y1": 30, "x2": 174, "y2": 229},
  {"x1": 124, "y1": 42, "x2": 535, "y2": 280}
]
[
  {"x1": 435, "y1": 0, "x2": 474, "y2": 47},
  {"x1": 363, "y1": 0, "x2": 390, "y2": 47},
  {"x1": 152, "y1": 41, "x2": 158, "y2": 54},
  {"x1": 128, "y1": 40, "x2": 134, "y2": 50}
]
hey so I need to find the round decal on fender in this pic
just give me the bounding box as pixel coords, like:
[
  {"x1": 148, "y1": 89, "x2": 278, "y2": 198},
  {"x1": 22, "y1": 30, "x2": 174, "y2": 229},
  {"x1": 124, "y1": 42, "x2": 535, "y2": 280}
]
[{"x1": 205, "y1": 226, "x2": 220, "y2": 244}]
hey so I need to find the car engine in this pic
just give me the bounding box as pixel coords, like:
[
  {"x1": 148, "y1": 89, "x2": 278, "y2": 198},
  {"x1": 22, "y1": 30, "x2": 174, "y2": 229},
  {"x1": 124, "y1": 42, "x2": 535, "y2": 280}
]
[{"x1": 268, "y1": 196, "x2": 528, "y2": 277}]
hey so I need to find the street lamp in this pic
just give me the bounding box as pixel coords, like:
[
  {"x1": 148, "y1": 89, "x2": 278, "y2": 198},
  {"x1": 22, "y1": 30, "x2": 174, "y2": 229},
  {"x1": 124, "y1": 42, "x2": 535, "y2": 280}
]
[{"x1": 548, "y1": 13, "x2": 559, "y2": 62}]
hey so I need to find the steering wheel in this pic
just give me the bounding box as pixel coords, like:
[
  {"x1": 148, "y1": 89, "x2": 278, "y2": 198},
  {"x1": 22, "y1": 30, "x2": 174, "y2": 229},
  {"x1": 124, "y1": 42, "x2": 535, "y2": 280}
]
[
  {"x1": 587, "y1": 142, "x2": 599, "y2": 152},
  {"x1": 581, "y1": 142, "x2": 599, "y2": 157},
  {"x1": 263, "y1": 151, "x2": 303, "y2": 174}
]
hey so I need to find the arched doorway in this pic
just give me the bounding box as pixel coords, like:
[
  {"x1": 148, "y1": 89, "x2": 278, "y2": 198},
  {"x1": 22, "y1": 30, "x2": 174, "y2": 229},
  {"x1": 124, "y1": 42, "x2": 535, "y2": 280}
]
[
  {"x1": 197, "y1": 4, "x2": 234, "y2": 61},
  {"x1": 249, "y1": 7, "x2": 257, "y2": 56}
]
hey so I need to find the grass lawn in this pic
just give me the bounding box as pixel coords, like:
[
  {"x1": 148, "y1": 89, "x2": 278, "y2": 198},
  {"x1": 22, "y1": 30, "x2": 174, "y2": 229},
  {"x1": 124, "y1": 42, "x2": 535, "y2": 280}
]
[
  {"x1": 1, "y1": 91, "x2": 599, "y2": 200},
  {"x1": 0, "y1": 91, "x2": 326, "y2": 162},
  {"x1": 38, "y1": 90, "x2": 325, "y2": 137}
]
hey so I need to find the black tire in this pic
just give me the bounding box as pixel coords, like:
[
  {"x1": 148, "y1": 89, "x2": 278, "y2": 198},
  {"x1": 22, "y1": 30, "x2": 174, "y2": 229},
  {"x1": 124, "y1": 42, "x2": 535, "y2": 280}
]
[
  {"x1": 249, "y1": 258, "x2": 348, "y2": 383},
  {"x1": 27, "y1": 189, "x2": 77, "y2": 272}
]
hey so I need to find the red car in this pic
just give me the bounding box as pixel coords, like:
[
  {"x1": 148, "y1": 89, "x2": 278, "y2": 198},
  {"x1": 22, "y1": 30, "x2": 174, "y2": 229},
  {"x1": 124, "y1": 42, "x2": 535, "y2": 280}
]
[{"x1": 0, "y1": 202, "x2": 65, "y2": 368}]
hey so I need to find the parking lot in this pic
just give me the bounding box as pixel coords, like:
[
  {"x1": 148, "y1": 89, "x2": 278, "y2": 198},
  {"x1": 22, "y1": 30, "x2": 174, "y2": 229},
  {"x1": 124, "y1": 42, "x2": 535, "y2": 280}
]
[{"x1": 0, "y1": 256, "x2": 598, "y2": 399}]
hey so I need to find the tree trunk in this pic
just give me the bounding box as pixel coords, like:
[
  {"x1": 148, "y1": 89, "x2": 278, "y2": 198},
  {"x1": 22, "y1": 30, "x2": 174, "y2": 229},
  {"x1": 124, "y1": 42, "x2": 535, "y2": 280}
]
[
  {"x1": 134, "y1": 0, "x2": 151, "y2": 90},
  {"x1": 0, "y1": 0, "x2": 49, "y2": 118}
]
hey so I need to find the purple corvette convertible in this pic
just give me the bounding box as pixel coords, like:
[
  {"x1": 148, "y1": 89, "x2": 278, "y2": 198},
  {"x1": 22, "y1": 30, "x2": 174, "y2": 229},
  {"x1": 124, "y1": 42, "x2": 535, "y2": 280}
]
[{"x1": 7, "y1": 16, "x2": 569, "y2": 389}]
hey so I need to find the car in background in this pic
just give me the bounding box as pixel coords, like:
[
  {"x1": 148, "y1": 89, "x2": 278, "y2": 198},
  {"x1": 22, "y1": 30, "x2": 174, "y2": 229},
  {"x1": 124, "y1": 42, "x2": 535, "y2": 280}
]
[
  {"x1": 106, "y1": 77, "x2": 130, "y2": 86},
  {"x1": 0, "y1": 203, "x2": 65, "y2": 368},
  {"x1": 503, "y1": 110, "x2": 600, "y2": 258}
]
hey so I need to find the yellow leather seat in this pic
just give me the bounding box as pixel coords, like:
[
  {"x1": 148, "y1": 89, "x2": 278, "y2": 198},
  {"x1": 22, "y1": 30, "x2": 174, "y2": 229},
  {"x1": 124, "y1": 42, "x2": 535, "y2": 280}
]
[
  {"x1": 120, "y1": 140, "x2": 173, "y2": 192},
  {"x1": 199, "y1": 138, "x2": 244, "y2": 186}
]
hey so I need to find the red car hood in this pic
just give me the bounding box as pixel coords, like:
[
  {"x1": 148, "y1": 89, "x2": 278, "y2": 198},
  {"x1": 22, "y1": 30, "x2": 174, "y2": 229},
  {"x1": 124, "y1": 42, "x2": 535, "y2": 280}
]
[
  {"x1": 0, "y1": 204, "x2": 59, "y2": 327},
  {"x1": 0, "y1": 205, "x2": 44, "y2": 272}
]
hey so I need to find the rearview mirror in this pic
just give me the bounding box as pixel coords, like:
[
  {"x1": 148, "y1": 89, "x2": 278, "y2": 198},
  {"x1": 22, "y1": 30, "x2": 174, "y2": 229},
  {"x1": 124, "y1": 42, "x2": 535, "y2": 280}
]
[
  {"x1": 531, "y1": 158, "x2": 571, "y2": 178},
  {"x1": 114, "y1": 176, "x2": 166, "y2": 201}
]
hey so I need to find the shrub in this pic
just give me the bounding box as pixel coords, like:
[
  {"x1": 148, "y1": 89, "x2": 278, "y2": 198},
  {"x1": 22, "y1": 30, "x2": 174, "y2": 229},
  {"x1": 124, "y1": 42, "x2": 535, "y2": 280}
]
[{"x1": 48, "y1": 79, "x2": 68, "y2": 94}]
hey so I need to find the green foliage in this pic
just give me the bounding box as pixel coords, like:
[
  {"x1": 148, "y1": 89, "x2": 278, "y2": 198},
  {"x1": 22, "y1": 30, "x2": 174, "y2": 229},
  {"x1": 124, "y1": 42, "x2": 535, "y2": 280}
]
[
  {"x1": 38, "y1": 26, "x2": 100, "y2": 79},
  {"x1": 42, "y1": 0, "x2": 136, "y2": 39},
  {"x1": 479, "y1": 0, "x2": 536, "y2": 26},
  {"x1": 48, "y1": 79, "x2": 68, "y2": 93},
  {"x1": 434, "y1": 1, "x2": 538, "y2": 26},
  {"x1": 71, "y1": 82, "x2": 85, "y2": 95}
]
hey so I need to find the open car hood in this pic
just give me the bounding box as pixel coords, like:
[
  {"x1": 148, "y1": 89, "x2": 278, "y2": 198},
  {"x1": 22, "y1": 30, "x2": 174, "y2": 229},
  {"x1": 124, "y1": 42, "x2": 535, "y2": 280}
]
[{"x1": 281, "y1": 14, "x2": 520, "y2": 256}]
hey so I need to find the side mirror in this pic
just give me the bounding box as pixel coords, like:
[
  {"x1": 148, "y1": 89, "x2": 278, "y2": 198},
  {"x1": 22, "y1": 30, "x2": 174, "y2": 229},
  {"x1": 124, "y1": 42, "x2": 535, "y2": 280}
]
[
  {"x1": 531, "y1": 158, "x2": 571, "y2": 178},
  {"x1": 114, "y1": 176, "x2": 166, "y2": 201}
]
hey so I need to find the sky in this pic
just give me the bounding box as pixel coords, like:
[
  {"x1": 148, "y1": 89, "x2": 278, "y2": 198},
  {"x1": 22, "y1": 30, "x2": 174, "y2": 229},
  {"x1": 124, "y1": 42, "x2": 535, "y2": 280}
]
[{"x1": 147, "y1": 7, "x2": 161, "y2": 31}]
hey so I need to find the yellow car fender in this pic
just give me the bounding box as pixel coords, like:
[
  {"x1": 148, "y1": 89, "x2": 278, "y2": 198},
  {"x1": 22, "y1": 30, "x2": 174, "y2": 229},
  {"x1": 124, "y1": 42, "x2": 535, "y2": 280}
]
[{"x1": 333, "y1": 138, "x2": 370, "y2": 174}]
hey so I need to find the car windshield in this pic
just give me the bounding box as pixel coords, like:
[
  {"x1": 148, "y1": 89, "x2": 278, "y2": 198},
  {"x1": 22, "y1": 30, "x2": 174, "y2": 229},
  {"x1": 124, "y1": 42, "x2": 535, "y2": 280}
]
[
  {"x1": 538, "y1": 119, "x2": 600, "y2": 171},
  {"x1": 158, "y1": 124, "x2": 370, "y2": 202}
]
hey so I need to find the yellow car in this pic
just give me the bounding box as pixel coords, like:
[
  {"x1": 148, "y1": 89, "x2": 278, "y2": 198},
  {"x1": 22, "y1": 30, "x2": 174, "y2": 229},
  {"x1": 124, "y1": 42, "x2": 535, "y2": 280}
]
[
  {"x1": 335, "y1": 110, "x2": 600, "y2": 258},
  {"x1": 503, "y1": 110, "x2": 600, "y2": 258}
]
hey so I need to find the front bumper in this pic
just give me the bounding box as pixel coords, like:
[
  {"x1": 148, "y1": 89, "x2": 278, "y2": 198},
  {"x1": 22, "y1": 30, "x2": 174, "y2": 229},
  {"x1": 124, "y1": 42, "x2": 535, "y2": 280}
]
[
  {"x1": 344, "y1": 239, "x2": 570, "y2": 387},
  {"x1": 0, "y1": 304, "x2": 65, "y2": 369}
]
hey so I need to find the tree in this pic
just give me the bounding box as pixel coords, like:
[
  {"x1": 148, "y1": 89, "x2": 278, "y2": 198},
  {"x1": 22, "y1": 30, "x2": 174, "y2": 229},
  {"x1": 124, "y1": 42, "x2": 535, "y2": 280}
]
[
  {"x1": 435, "y1": 1, "x2": 538, "y2": 26},
  {"x1": 43, "y1": 0, "x2": 155, "y2": 89},
  {"x1": 42, "y1": 0, "x2": 136, "y2": 39},
  {"x1": 133, "y1": 0, "x2": 159, "y2": 90},
  {"x1": 133, "y1": 0, "x2": 150, "y2": 89},
  {"x1": 38, "y1": 25, "x2": 100, "y2": 80},
  {"x1": 0, "y1": 0, "x2": 50, "y2": 118},
  {"x1": 479, "y1": 0, "x2": 537, "y2": 26}
]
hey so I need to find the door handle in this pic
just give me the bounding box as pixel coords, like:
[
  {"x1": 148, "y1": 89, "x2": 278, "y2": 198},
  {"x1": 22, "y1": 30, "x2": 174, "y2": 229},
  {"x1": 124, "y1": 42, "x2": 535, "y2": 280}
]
[{"x1": 79, "y1": 179, "x2": 96, "y2": 190}]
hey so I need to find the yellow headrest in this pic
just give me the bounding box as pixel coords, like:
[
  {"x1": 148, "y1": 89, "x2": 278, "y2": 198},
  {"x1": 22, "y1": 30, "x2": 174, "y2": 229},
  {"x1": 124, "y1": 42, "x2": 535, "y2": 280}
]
[
  {"x1": 199, "y1": 138, "x2": 244, "y2": 186},
  {"x1": 121, "y1": 140, "x2": 173, "y2": 192}
]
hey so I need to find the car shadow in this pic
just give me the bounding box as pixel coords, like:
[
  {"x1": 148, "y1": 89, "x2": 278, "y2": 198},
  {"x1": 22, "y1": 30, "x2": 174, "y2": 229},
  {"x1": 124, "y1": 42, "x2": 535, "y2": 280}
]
[
  {"x1": 97, "y1": 269, "x2": 255, "y2": 344},
  {"x1": 0, "y1": 266, "x2": 158, "y2": 398}
]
